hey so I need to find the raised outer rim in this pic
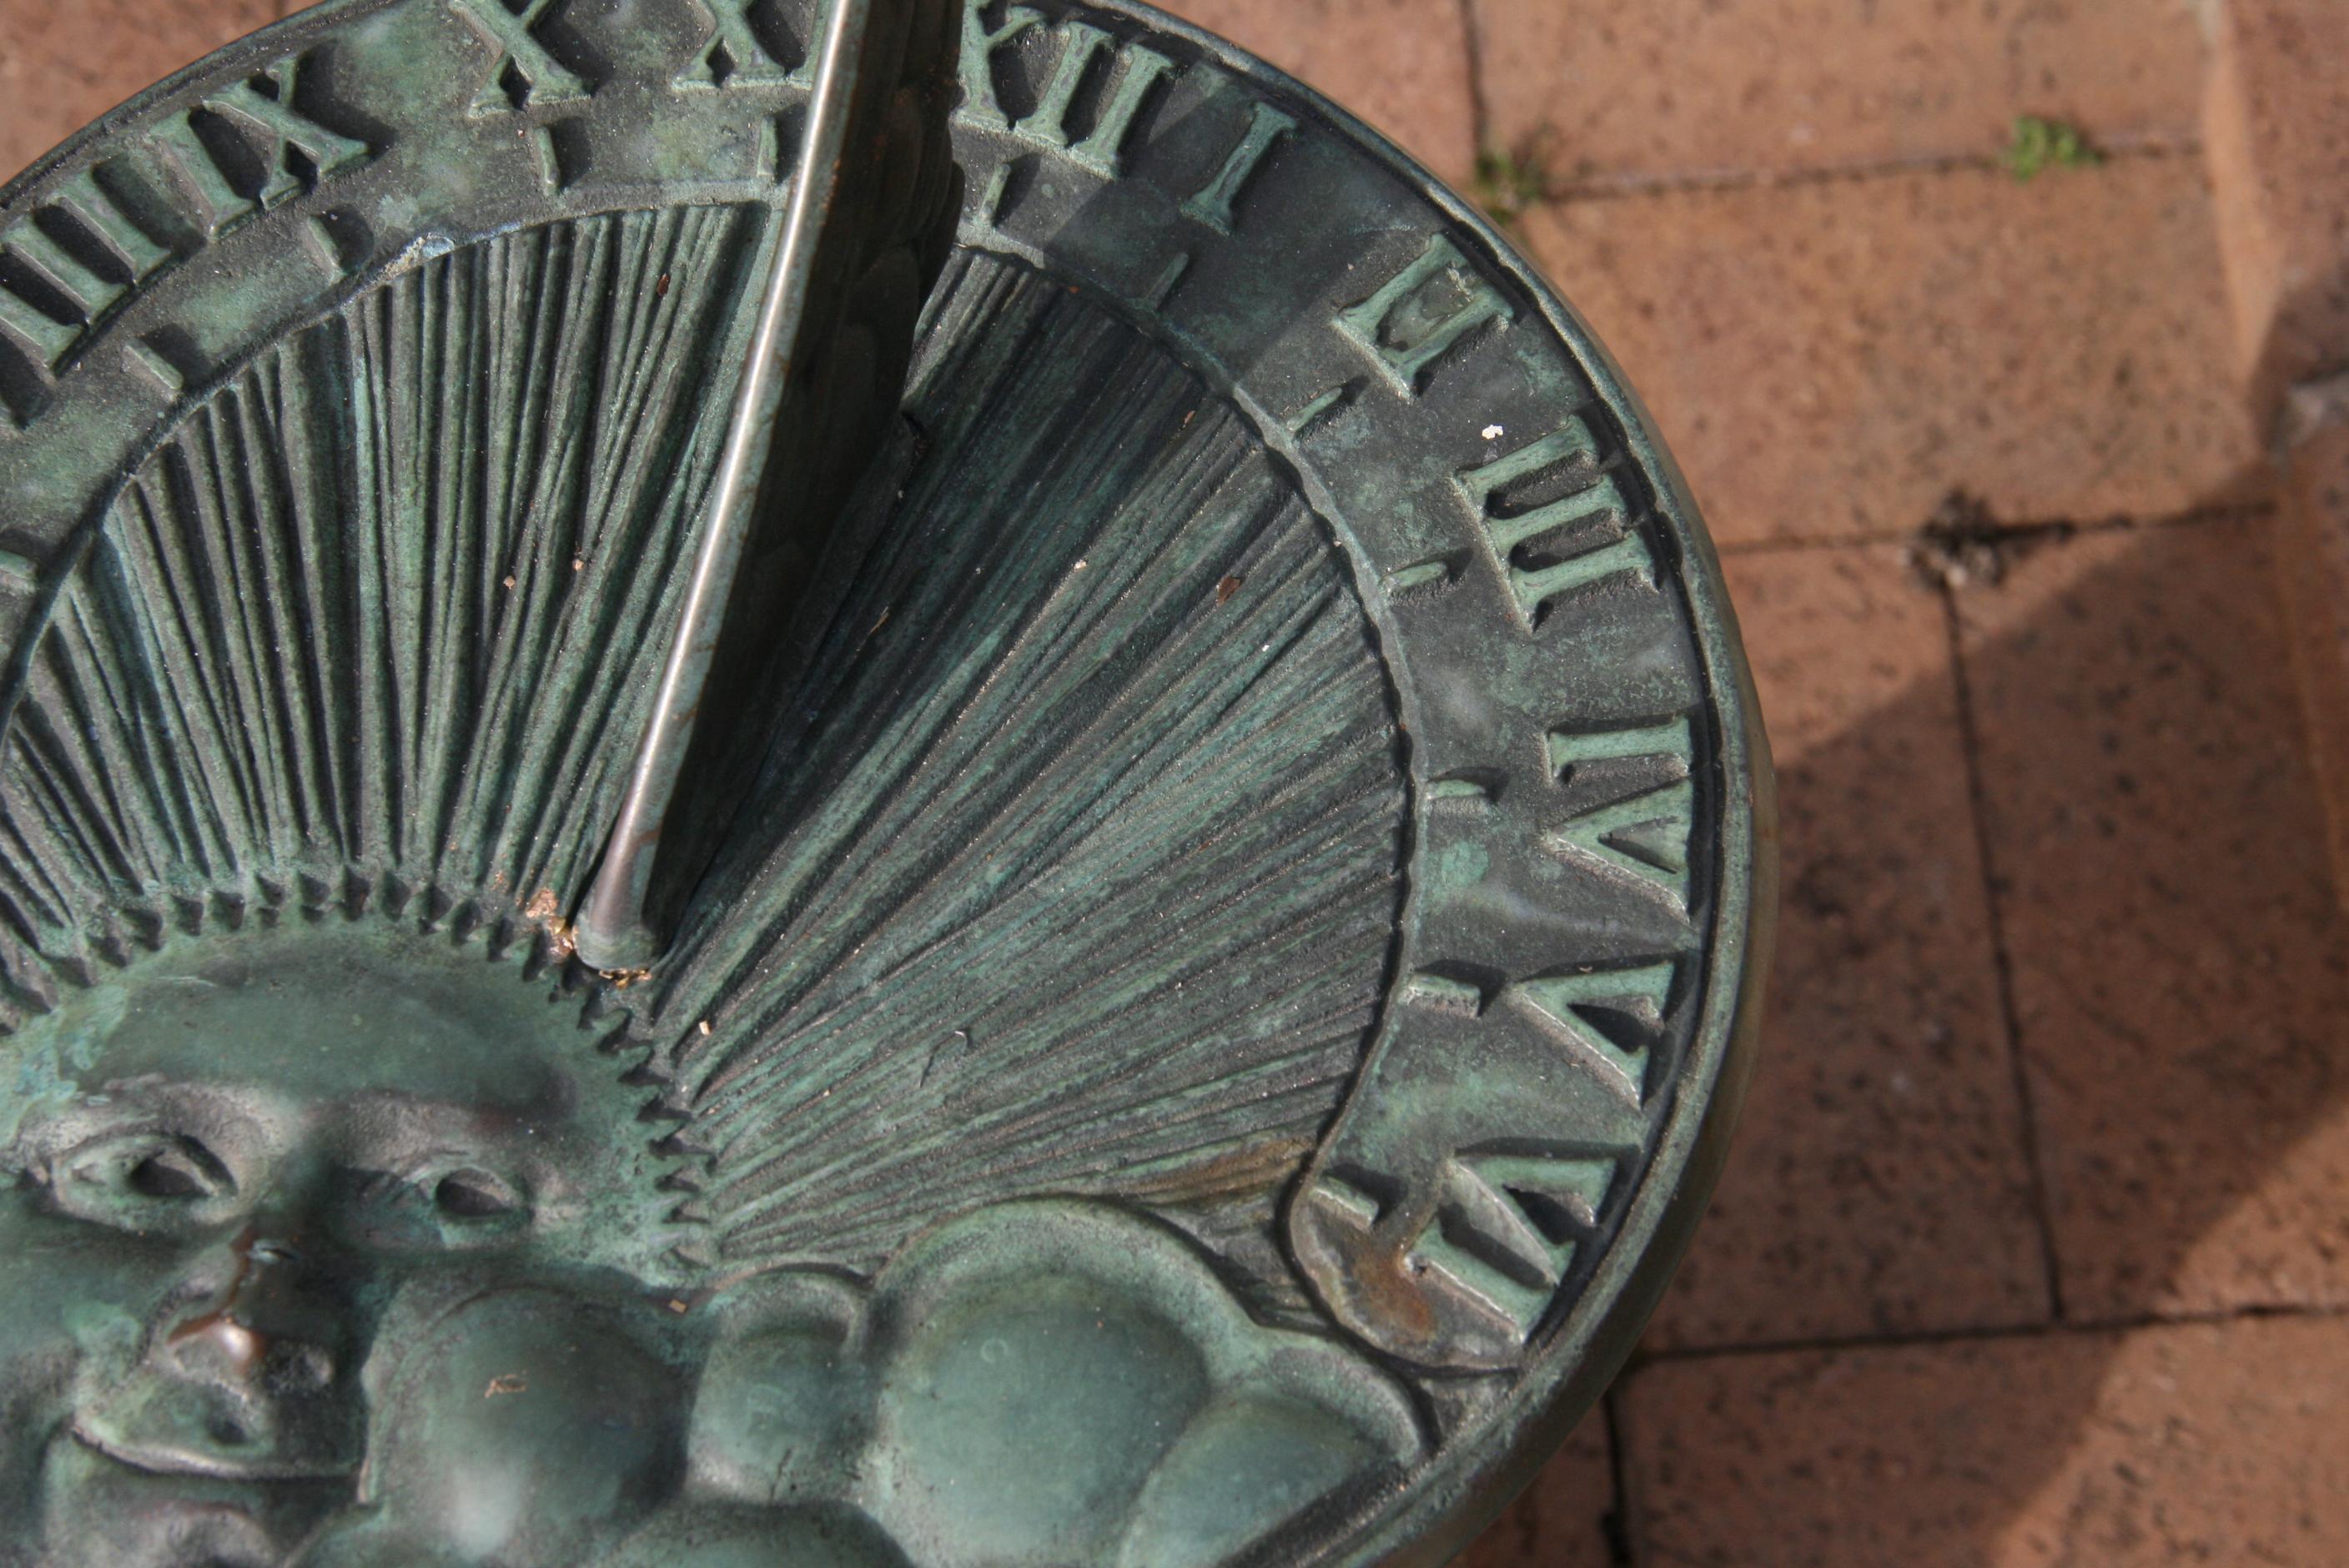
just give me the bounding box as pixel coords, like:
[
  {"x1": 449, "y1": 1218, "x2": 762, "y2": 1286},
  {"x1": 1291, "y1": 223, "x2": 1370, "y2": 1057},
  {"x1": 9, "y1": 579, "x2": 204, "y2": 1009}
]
[
  {"x1": 0, "y1": 5, "x2": 1778, "y2": 1564},
  {"x1": 1095, "y1": 8, "x2": 1778, "y2": 1562}
]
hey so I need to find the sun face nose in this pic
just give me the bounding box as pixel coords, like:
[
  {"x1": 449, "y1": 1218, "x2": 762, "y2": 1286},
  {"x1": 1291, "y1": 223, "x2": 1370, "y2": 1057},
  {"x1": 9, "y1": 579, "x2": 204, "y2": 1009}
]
[{"x1": 74, "y1": 1224, "x2": 366, "y2": 1481}]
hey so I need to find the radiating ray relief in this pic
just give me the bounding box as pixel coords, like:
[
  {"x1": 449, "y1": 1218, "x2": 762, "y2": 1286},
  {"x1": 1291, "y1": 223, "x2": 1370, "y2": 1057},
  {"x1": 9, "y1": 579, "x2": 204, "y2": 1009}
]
[{"x1": 0, "y1": 210, "x2": 1410, "y2": 1297}]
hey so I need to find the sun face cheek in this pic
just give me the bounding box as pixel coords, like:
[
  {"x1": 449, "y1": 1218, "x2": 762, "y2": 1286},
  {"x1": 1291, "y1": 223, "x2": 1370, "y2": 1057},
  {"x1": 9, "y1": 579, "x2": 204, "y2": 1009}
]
[
  {"x1": 0, "y1": 1189, "x2": 191, "y2": 1509},
  {"x1": 0, "y1": 1184, "x2": 179, "y2": 1359}
]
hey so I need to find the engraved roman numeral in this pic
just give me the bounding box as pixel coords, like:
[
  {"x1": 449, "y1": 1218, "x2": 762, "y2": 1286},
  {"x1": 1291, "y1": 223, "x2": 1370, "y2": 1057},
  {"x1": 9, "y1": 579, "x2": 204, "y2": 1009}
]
[
  {"x1": 147, "y1": 59, "x2": 372, "y2": 239},
  {"x1": 959, "y1": 4, "x2": 1044, "y2": 128},
  {"x1": 1381, "y1": 555, "x2": 1458, "y2": 598},
  {"x1": 1403, "y1": 1151, "x2": 1621, "y2": 1336},
  {"x1": 677, "y1": 0, "x2": 800, "y2": 88},
  {"x1": 123, "y1": 337, "x2": 185, "y2": 393},
  {"x1": 1400, "y1": 967, "x2": 1486, "y2": 1015},
  {"x1": 959, "y1": 8, "x2": 1177, "y2": 173},
  {"x1": 1139, "y1": 250, "x2": 1189, "y2": 309},
  {"x1": 0, "y1": 279, "x2": 78, "y2": 370},
  {"x1": 449, "y1": 0, "x2": 593, "y2": 115},
  {"x1": 977, "y1": 162, "x2": 1016, "y2": 227},
  {"x1": 48, "y1": 166, "x2": 174, "y2": 284},
  {"x1": 1399, "y1": 950, "x2": 1683, "y2": 1102},
  {"x1": 1294, "y1": 942, "x2": 1672, "y2": 1364},
  {"x1": 1456, "y1": 420, "x2": 1652, "y2": 628},
  {"x1": 1286, "y1": 379, "x2": 1358, "y2": 437},
  {"x1": 145, "y1": 117, "x2": 252, "y2": 238},
  {"x1": 0, "y1": 163, "x2": 174, "y2": 369},
  {"x1": 200, "y1": 71, "x2": 373, "y2": 203},
  {"x1": 1509, "y1": 960, "x2": 1678, "y2": 1102},
  {"x1": 0, "y1": 225, "x2": 127, "y2": 356},
  {"x1": 0, "y1": 54, "x2": 367, "y2": 403},
  {"x1": 1547, "y1": 716, "x2": 1696, "y2": 912},
  {"x1": 1016, "y1": 22, "x2": 1177, "y2": 175},
  {"x1": 530, "y1": 124, "x2": 569, "y2": 193},
  {"x1": 1181, "y1": 100, "x2": 1295, "y2": 234},
  {"x1": 1428, "y1": 770, "x2": 1499, "y2": 808},
  {"x1": 1335, "y1": 234, "x2": 1514, "y2": 396}
]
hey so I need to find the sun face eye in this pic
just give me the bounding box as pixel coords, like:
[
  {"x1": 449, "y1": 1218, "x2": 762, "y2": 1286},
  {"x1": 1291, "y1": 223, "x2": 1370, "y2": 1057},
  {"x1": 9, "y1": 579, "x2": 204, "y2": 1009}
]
[
  {"x1": 48, "y1": 1130, "x2": 236, "y2": 1233},
  {"x1": 338, "y1": 1160, "x2": 532, "y2": 1252},
  {"x1": 432, "y1": 1167, "x2": 519, "y2": 1220},
  {"x1": 126, "y1": 1144, "x2": 217, "y2": 1199}
]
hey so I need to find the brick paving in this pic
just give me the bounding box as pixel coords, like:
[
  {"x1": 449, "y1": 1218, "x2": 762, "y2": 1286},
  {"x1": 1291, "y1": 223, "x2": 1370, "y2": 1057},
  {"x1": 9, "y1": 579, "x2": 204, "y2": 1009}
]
[
  {"x1": 1520, "y1": 162, "x2": 2261, "y2": 549},
  {"x1": 1167, "y1": 0, "x2": 1477, "y2": 186},
  {"x1": 0, "y1": 0, "x2": 288, "y2": 183},
  {"x1": 1624, "y1": 1316, "x2": 2349, "y2": 1565},
  {"x1": 6, "y1": 0, "x2": 2347, "y2": 1563},
  {"x1": 1957, "y1": 519, "x2": 2349, "y2": 1324},
  {"x1": 1650, "y1": 547, "x2": 2050, "y2": 1351},
  {"x1": 1471, "y1": 0, "x2": 2209, "y2": 188}
]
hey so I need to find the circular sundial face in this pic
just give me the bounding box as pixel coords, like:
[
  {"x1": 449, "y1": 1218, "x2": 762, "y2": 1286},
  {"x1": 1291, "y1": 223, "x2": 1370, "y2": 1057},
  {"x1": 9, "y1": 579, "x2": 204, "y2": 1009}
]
[{"x1": 0, "y1": 2, "x2": 1770, "y2": 1563}]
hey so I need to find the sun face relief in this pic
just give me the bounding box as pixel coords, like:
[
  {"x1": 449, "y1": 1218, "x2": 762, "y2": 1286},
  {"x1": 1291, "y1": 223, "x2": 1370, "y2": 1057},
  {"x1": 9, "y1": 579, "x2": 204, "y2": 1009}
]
[
  {"x1": 0, "y1": 216, "x2": 1420, "y2": 1562},
  {"x1": 0, "y1": 0, "x2": 1769, "y2": 1562},
  {"x1": 6, "y1": 929, "x2": 619, "y2": 1269},
  {"x1": 0, "y1": 924, "x2": 671, "y2": 1561}
]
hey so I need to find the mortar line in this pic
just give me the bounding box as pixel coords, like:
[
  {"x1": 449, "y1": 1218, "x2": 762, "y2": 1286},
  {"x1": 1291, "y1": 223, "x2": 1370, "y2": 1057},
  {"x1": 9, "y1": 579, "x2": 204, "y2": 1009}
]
[
  {"x1": 1456, "y1": 0, "x2": 1494, "y2": 156},
  {"x1": 1711, "y1": 500, "x2": 2275, "y2": 558},
  {"x1": 1539, "y1": 134, "x2": 2201, "y2": 207},
  {"x1": 1939, "y1": 582, "x2": 2069, "y2": 1324},
  {"x1": 1630, "y1": 1300, "x2": 2349, "y2": 1369},
  {"x1": 1600, "y1": 1385, "x2": 1639, "y2": 1566}
]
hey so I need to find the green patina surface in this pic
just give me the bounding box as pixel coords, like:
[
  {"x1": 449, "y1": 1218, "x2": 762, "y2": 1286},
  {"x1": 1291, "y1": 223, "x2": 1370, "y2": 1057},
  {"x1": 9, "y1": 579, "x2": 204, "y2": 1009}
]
[{"x1": 0, "y1": 0, "x2": 1771, "y2": 1560}]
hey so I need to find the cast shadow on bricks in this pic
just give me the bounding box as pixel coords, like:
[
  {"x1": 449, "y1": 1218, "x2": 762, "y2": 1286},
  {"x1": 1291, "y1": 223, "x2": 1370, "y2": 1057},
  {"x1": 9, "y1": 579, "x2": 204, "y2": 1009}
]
[{"x1": 1590, "y1": 505, "x2": 2349, "y2": 1567}]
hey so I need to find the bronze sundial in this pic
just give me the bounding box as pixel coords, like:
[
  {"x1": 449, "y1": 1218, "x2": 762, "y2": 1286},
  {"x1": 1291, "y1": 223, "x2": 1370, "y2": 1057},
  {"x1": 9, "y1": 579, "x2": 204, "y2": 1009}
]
[{"x1": 0, "y1": 0, "x2": 1773, "y2": 1562}]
